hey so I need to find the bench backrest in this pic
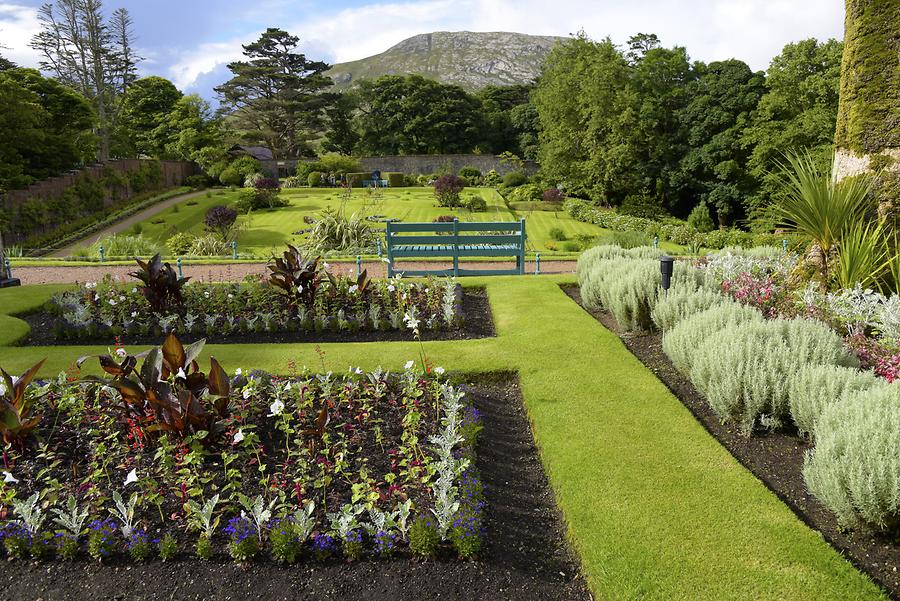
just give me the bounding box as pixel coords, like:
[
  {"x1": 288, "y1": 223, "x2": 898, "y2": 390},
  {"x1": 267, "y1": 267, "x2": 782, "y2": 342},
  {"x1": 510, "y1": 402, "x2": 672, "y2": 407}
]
[{"x1": 386, "y1": 219, "x2": 526, "y2": 247}]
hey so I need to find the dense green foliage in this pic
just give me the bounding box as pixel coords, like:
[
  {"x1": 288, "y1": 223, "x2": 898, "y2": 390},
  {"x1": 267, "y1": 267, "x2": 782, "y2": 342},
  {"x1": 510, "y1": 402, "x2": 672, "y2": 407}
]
[
  {"x1": 0, "y1": 68, "x2": 94, "y2": 191},
  {"x1": 834, "y1": 0, "x2": 900, "y2": 154},
  {"x1": 534, "y1": 34, "x2": 843, "y2": 222}
]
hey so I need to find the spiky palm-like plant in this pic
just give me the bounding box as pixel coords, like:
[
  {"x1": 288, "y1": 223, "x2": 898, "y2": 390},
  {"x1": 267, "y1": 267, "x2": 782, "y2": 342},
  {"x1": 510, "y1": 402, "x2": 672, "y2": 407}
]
[
  {"x1": 836, "y1": 220, "x2": 887, "y2": 290},
  {"x1": 774, "y1": 151, "x2": 871, "y2": 278}
]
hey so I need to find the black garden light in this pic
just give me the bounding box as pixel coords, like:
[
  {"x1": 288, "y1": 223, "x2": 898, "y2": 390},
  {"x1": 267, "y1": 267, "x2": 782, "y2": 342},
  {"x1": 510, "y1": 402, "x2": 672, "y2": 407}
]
[{"x1": 660, "y1": 255, "x2": 674, "y2": 295}]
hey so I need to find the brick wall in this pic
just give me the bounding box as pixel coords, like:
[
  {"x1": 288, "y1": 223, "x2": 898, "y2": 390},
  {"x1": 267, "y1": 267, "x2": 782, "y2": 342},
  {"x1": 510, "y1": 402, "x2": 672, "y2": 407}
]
[{"x1": 261, "y1": 154, "x2": 539, "y2": 179}]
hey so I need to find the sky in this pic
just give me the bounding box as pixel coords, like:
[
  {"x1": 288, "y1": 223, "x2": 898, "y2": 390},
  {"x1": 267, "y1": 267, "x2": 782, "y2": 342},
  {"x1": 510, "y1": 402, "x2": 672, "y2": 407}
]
[{"x1": 0, "y1": 0, "x2": 845, "y2": 101}]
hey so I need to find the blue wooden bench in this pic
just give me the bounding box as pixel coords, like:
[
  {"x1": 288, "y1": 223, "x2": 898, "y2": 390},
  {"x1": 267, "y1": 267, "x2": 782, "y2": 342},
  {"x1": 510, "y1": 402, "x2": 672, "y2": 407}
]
[{"x1": 386, "y1": 218, "x2": 526, "y2": 277}]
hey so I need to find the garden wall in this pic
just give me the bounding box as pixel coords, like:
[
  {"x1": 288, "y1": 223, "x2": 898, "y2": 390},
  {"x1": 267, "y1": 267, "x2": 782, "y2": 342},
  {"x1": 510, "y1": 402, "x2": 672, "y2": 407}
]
[
  {"x1": 265, "y1": 154, "x2": 539, "y2": 178},
  {"x1": 2, "y1": 160, "x2": 196, "y2": 207}
]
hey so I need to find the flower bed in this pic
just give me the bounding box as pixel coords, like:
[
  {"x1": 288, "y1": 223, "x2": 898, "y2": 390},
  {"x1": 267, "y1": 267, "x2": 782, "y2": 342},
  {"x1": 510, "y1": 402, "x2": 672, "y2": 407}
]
[
  {"x1": 0, "y1": 335, "x2": 484, "y2": 564},
  {"x1": 39, "y1": 252, "x2": 464, "y2": 343}
]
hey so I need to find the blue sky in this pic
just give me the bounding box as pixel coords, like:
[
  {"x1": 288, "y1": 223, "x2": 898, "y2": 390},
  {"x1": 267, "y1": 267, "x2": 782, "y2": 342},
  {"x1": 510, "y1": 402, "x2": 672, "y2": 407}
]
[{"x1": 1, "y1": 0, "x2": 845, "y2": 101}]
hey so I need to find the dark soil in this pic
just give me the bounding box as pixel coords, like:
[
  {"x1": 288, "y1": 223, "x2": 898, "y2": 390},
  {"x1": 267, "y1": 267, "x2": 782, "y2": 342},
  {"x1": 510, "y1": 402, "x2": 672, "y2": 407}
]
[
  {"x1": 18, "y1": 288, "x2": 495, "y2": 347},
  {"x1": 562, "y1": 283, "x2": 899, "y2": 600},
  {"x1": 0, "y1": 375, "x2": 591, "y2": 601}
]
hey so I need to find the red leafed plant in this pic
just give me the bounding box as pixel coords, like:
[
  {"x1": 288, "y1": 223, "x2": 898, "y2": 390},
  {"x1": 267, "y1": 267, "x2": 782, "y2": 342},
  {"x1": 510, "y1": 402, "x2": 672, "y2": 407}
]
[
  {"x1": 79, "y1": 334, "x2": 232, "y2": 441},
  {"x1": 0, "y1": 360, "x2": 47, "y2": 448}
]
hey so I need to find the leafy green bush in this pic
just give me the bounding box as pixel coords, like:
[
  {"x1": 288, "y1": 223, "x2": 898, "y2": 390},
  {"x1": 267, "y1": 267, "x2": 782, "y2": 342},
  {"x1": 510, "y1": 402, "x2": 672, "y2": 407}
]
[
  {"x1": 308, "y1": 171, "x2": 324, "y2": 187},
  {"x1": 296, "y1": 161, "x2": 325, "y2": 180},
  {"x1": 483, "y1": 169, "x2": 502, "y2": 187},
  {"x1": 219, "y1": 166, "x2": 242, "y2": 187},
  {"x1": 690, "y1": 318, "x2": 858, "y2": 433},
  {"x1": 662, "y1": 302, "x2": 764, "y2": 376},
  {"x1": 619, "y1": 193, "x2": 668, "y2": 220},
  {"x1": 502, "y1": 172, "x2": 527, "y2": 188},
  {"x1": 281, "y1": 176, "x2": 306, "y2": 188},
  {"x1": 651, "y1": 286, "x2": 723, "y2": 332},
  {"x1": 803, "y1": 387, "x2": 900, "y2": 532},
  {"x1": 788, "y1": 365, "x2": 884, "y2": 439},
  {"x1": 506, "y1": 183, "x2": 543, "y2": 204},
  {"x1": 459, "y1": 166, "x2": 482, "y2": 179},
  {"x1": 184, "y1": 174, "x2": 210, "y2": 189},
  {"x1": 549, "y1": 227, "x2": 567, "y2": 241},
  {"x1": 166, "y1": 232, "x2": 196, "y2": 256},
  {"x1": 687, "y1": 202, "x2": 716, "y2": 233},
  {"x1": 346, "y1": 172, "x2": 368, "y2": 187},
  {"x1": 464, "y1": 195, "x2": 487, "y2": 212}
]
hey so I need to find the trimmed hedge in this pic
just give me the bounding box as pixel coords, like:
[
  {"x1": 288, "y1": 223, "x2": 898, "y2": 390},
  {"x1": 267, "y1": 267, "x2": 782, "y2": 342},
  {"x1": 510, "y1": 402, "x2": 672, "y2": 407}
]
[{"x1": 385, "y1": 172, "x2": 405, "y2": 187}]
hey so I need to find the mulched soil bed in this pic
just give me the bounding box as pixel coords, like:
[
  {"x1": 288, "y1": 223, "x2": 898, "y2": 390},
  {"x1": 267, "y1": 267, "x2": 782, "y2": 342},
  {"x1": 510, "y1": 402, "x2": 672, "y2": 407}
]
[
  {"x1": 562, "y1": 283, "x2": 899, "y2": 600},
  {"x1": 0, "y1": 375, "x2": 591, "y2": 601},
  {"x1": 17, "y1": 288, "x2": 495, "y2": 347}
]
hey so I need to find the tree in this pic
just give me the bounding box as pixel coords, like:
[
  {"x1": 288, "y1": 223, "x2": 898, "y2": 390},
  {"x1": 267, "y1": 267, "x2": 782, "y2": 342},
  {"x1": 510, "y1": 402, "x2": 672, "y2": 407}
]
[
  {"x1": 31, "y1": 0, "x2": 140, "y2": 161},
  {"x1": 0, "y1": 75, "x2": 45, "y2": 191},
  {"x1": 0, "y1": 68, "x2": 94, "y2": 190},
  {"x1": 355, "y1": 75, "x2": 483, "y2": 155},
  {"x1": 477, "y1": 84, "x2": 533, "y2": 155},
  {"x1": 116, "y1": 76, "x2": 182, "y2": 157},
  {"x1": 533, "y1": 34, "x2": 636, "y2": 201},
  {"x1": 741, "y1": 38, "x2": 843, "y2": 212},
  {"x1": 674, "y1": 59, "x2": 766, "y2": 224},
  {"x1": 153, "y1": 94, "x2": 222, "y2": 161},
  {"x1": 322, "y1": 91, "x2": 359, "y2": 154},
  {"x1": 215, "y1": 28, "x2": 334, "y2": 159},
  {"x1": 0, "y1": 51, "x2": 14, "y2": 71}
]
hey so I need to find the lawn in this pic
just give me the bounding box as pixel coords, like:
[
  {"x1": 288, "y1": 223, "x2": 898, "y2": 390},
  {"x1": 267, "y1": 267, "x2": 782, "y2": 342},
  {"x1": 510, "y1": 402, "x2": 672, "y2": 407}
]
[
  {"x1": 0, "y1": 278, "x2": 887, "y2": 600},
  {"x1": 115, "y1": 187, "x2": 620, "y2": 256}
]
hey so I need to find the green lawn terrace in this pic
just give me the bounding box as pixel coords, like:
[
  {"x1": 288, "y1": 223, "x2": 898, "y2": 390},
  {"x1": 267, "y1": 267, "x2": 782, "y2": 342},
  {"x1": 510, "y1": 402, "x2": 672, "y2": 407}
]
[{"x1": 91, "y1": 187, "x2": 622, "y2": 258}]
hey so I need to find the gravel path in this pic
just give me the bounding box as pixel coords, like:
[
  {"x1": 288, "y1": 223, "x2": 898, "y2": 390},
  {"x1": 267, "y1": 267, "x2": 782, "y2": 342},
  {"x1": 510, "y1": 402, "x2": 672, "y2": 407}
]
[
  {"x1": 12, "y1": 260, "x2": 576, "y2": 285},
  {"x1": 51, "y1": 189, "x2": 208, "y2": 257}
]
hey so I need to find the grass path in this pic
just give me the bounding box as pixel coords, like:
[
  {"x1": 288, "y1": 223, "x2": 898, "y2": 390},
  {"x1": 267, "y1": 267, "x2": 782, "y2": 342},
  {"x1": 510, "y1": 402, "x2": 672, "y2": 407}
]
[
  {"x1": 51, "y1": 189, "x2": 208, "y2": 257},
  {"x1": 0, "y1": 279, "x2": 888, "y2": 600}
]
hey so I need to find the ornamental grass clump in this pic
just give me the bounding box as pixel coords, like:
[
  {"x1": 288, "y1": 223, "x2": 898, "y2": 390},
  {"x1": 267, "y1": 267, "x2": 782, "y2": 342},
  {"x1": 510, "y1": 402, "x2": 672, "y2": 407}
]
[
  {"x1": 787, "y1": 365, "x2": 885, "y2": 439},
  {"x1": 662, "y1": 302, "x2": 764, "y2": 376},
  {"x1": 803, "y1": 387, "x2": 900, "y2": 533},
  {"x1": 651, "y1": 286, "x2": 723, "y2": 332}
]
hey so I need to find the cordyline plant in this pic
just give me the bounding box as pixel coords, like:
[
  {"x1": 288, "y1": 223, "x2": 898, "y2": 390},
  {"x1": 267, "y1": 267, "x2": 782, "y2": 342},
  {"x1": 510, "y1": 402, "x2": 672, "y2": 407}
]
[
  {"x1": 78, "y1": 333, "x2": 232, "y2": 441},
  {"x1": 129, "y1": 254, "x2": 190, "y2": 314},
  {"x1": 0, "y1": 360, "x2": 46, "y2": 449},
  {"x1": 267, "y1": 245, "x2": 334, "y2": 310}
]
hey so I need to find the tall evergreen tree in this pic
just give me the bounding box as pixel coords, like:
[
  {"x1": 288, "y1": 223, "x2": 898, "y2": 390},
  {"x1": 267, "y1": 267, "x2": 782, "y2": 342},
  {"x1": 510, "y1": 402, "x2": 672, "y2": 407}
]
[
  {"x1": 215, "y1": 28, "x2": 334, "y2": 159},
  {"x1": 30, "y1": 0, "x2": 140, "y2": 161}
]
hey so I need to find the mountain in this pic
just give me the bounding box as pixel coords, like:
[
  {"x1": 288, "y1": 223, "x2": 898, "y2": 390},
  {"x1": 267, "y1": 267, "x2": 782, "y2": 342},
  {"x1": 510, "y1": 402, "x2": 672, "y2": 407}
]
[{"x1": 326, "y1": 31, "x2": 567, "y2": 91}]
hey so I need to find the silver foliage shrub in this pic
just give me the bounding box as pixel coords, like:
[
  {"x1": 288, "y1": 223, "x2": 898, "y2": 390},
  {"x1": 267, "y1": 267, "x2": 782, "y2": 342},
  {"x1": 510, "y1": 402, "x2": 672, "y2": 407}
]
[
  {"x1": 576, "y1": 245, "x2": 659, "y2": 286},
  {"x1": 803, "y1": 387, "x2": 900, "y2": 532},
  {"x1": 579, "y1": 252, "x2": 703, "y2": 332},
  {"x1": 788, "y1": 365, "x2": 885, "y2": 439},
  {"x1": 690, "y1": 318, "x2": 859, "y2": 433},
  {"x1": 662, "y1": 302, "x2": 764, "y2": 376},
  {"x1": 651, "y1": 286, "x2": 724, "y2": 332}
]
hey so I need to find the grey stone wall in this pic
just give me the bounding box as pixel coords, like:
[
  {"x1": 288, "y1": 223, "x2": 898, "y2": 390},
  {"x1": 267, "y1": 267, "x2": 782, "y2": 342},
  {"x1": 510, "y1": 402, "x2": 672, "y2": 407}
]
[{"x1": 261, "y1": 154, "x2": 538, "y2": 178}]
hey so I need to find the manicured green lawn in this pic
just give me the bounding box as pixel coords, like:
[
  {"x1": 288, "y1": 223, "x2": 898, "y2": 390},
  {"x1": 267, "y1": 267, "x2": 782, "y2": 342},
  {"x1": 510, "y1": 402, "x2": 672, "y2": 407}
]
[
  {"x1": 114, "y1": 187, "x2": 616, "y2": 256},
  {"x1": 0, "y1": 279, "x2": 886, "y2": 600}
]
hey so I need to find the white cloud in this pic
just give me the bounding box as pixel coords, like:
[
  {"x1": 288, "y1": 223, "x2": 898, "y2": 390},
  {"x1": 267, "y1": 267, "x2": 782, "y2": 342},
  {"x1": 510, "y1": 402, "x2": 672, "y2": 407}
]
[
  {"x1": 168, "y1": 40, "x2": 244, "y2": 90},
  {"x1": 0, "y1": 2, "x2": 43, "y2": 68}
]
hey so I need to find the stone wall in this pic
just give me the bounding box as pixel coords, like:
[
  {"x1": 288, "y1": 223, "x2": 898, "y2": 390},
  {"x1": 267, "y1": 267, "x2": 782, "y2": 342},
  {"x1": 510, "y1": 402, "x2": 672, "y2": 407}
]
[{"x1": 261, "y1": 154, "x2": 539, "y2": 179}]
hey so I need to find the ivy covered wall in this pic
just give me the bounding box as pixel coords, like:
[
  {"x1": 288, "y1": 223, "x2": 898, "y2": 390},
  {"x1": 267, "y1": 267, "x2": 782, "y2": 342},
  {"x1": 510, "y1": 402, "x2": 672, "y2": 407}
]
[{"x1": 834, "y1": 0, "x2": 900, "y2": 155}]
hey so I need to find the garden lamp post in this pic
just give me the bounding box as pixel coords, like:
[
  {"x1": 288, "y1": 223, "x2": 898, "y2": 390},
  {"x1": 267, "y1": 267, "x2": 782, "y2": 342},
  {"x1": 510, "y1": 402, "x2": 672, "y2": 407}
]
[
  {"x1": 0, "y1": 230, "x2": 21, "y2": 287},
  {"x1": 660, "y1": 255, "x2": 674, "y2": 297}
]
